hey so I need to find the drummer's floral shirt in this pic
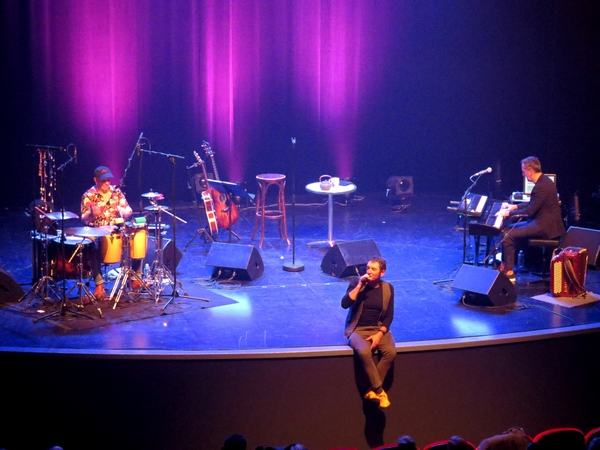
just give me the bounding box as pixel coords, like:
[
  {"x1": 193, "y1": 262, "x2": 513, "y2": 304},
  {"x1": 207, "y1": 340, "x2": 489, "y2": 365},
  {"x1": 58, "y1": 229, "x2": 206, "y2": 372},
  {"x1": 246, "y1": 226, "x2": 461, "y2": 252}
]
[{"x1": 81, "y1": 185, "x2": 132, "y2": 227}]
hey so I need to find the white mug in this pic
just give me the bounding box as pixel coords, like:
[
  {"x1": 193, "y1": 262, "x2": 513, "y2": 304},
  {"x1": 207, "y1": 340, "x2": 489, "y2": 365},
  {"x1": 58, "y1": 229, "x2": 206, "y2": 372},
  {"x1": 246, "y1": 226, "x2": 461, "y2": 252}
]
[{"x1": 331, "y1": 177, "x2": 340, "y2": 187}]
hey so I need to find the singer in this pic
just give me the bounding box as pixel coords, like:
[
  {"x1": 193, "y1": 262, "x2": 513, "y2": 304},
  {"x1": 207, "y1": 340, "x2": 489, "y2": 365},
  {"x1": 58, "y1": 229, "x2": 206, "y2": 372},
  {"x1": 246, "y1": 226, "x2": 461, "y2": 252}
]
[
  {"x1": 81, "y1": 166, "x2": 136, "y2": 300},
  {"x1": 341, "y1": 256, "x2": 395, "y2": 409},
  {"x1": 495, "y1": 156, "x2": 564, "y2": 283}
]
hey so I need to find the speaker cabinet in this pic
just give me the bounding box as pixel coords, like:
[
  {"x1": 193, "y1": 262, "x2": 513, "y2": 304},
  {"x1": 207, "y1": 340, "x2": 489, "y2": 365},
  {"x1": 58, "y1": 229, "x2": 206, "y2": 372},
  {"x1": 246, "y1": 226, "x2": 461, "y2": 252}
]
[
  {"x1": 0, "y1": 265, "x2": 25, "y2": 304},
  {"x1": 561, "y1": 226, "x2": 600, "y2": 270},
  {"x1": 205, "y1": 243, "x2": 264, "y2": 281},
  {"x1": 145, "y1": 238, "x2": 182, "y2": 273},
  {"x1": 320, "y1": 239, "x2": 381, "y2": 278},
  {"x1": 452, "y1": 264, "x2": 517, "y2": 307}
]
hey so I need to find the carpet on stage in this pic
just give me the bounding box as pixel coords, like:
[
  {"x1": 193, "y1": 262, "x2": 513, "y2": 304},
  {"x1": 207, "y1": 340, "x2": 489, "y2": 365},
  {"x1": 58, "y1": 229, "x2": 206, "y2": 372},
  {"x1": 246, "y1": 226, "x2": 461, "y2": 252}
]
[{"x1": 3, "y1": 278, "x2": 237, "y2": 331}]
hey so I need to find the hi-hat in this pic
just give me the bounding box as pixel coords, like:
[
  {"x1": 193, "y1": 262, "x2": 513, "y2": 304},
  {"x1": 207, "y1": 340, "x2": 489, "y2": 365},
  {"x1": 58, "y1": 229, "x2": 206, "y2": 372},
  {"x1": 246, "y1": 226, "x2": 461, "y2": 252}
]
[
  {"x1": 44, "y1": 211, "x2": 79, "y2": 221},
  {"x1": 65, "y1": 226, "x2": 113, "y2": 237},
  {"x1": 144, "y1": 205, "x2": 170, "y2": 211},
  {"x1": 142, "y1": 191, "x2": 164, "y2": 199}
]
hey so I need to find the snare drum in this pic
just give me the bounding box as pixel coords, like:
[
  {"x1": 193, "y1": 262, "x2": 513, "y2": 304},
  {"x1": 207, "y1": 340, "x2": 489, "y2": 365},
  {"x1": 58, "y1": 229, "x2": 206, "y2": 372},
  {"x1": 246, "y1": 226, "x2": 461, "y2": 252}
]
[
  {"x1": 130, "y1": 223, "x2": 148, "y2": 259},
  {"x1": 49, "y1": 236, "x2": 94, "y2": 279},
  {"x1": 100, "y1": 232, "x2": 123, "y2": 264}
]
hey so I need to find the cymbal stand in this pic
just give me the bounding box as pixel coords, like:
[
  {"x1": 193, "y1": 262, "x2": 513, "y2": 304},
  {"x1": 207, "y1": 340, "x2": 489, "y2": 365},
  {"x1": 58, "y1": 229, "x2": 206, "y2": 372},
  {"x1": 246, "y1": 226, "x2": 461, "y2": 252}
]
[
  {"x1": 21, "y1": 228, "x2": 62, "y2": 309},
  {"x1": 147, "y1": 204, "x2": 189, "y2": 305},
  {"x1": 109, "y1": 228, "x2": 152, "y2": 309}
]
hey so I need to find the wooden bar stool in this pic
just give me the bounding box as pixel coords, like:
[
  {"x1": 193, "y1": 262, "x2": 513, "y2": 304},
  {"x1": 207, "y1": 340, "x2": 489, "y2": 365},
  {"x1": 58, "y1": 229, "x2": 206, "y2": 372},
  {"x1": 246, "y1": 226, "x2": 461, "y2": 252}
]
[{"x1": 251, "y1": 173, "x2": 290, "y2": 247}]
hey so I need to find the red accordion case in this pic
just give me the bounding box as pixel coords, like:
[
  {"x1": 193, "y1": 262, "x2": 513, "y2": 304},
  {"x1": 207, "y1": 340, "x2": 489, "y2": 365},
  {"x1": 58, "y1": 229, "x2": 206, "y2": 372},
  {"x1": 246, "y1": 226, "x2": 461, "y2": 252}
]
[{"x1": 550, "y1": 247, "x2": 588, "y2": 297}]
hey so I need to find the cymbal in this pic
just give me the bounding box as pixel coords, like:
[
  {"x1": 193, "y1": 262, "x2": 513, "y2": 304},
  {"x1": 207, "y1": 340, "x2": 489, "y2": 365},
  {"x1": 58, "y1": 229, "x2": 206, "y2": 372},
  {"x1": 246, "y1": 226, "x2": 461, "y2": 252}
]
[
  {"x1": 65, "y1": 226, "x2": 113, "y2": 237},
  {"x1": 142, "y1": 191, "x2": 164, "y2": 199},
  {"x1": 44, "y1": 211, "x2": 79, "y2": 221},
  {"x1": 144, "y1": 205, "x2": 170, "y2": 211}
]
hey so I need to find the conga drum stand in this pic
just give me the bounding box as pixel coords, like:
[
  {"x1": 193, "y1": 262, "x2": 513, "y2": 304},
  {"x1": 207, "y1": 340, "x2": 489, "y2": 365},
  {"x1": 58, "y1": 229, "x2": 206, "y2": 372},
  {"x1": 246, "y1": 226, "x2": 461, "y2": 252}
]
[{"x1": 109, "y1": 227, "x2": 152, "y2": 309}]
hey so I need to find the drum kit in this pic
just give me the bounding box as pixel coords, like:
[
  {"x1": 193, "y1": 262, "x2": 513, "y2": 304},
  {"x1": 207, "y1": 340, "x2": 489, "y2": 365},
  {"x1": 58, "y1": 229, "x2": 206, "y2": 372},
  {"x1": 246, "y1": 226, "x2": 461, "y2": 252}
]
[{"x1": 22, "y1": 190, "x2": 186, "y2": 317}]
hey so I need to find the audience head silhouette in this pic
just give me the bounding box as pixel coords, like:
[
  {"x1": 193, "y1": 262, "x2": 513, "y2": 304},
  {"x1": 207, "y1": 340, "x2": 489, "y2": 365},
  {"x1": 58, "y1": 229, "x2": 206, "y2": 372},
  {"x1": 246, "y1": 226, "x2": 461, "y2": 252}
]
[
  {"x1": 396, "y1": 435, "x2": 418, "y2": 449},
  {"x1": 447, "y1": 436, "x2": 473, "y2": 449},
  {"x1": 222, "y1": 434, "x2": 247, "y2": 450}
]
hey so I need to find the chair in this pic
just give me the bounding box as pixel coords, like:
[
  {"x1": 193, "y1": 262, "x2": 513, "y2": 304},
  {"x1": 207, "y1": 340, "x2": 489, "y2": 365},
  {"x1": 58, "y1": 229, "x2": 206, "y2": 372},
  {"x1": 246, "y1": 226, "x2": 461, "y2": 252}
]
[
  {"x1": 586, "y1": 426, "x2": 600, "y2": 445},
  {"x1": 251, "y1": 173, "x2": 290, "y2": 247},
  {"x1": 532, "y1": 427, "x2": 586, "y2": 449},
  {"x1": 527, "y1": 237, "x2": 562, "y2": 284}
]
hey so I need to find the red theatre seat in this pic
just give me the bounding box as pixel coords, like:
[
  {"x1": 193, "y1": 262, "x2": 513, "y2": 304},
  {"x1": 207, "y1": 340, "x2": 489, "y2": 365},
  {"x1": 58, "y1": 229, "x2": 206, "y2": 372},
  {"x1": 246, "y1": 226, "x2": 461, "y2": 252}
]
[
  {"x1": 423, "y1": 440, "x2": 475, "y2": 450},
  {"x1": 586, "y1": 427, "x2": 600, "y2": 445},
  {"x1": 532, "y1": 427, "x2": 586, "y2": 450}
]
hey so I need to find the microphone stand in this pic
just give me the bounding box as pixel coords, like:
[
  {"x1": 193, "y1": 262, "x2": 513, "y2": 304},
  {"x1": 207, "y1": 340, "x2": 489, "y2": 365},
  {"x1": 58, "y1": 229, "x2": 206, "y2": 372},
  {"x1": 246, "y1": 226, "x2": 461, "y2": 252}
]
[
  {"x1": 283, "y1": 137, "x2": 304, "y2": 272},
  {"x1": 433, "y1": 173, "x2": 483, "y2": 286},
  {"x1": 35, "y1": 150, "x2": 94, "y2": 322},
  {"x1": 460, "y1": 174, "x2": 484, "y2": 264}
]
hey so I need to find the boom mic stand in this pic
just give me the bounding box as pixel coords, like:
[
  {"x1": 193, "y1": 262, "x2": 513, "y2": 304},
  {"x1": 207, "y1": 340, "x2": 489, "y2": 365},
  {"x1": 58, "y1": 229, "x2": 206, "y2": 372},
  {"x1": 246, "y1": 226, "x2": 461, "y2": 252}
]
[
  {"x1": 138, "y1": 149, "x2": 209, "y2": 309},
  {"x1": 120, "y1": 132, "x2": 146, "y2": 214}
]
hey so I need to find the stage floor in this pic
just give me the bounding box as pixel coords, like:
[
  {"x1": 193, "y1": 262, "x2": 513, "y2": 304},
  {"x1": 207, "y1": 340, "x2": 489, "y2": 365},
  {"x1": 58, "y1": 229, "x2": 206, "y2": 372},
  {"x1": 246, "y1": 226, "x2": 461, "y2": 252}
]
[{"x1": 1, "y1": 192, "x2": 599, "y2": 355}]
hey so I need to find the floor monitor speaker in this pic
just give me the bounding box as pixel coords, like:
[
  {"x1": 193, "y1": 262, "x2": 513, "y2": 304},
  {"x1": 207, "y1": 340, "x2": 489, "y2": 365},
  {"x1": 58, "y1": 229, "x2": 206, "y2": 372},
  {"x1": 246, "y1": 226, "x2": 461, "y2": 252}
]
[
  {"x1": 205, "y1": 242, "x2": 264, "y2": 281},
  {"x1": 452, "y1": 264, "x2": 517, "y2": 307},
  {"x1": 146, "y1": 238, "x2": 182, "y2": 274},
  {"x1": 561, "y1": 226, "x2": 600, "y2": 270},
  {"x1": 0, "y1": 265, "x2": 25, "y2": 304},
  {"x1": 320, "y1": 239, "x2": 381, "y2": 278}
]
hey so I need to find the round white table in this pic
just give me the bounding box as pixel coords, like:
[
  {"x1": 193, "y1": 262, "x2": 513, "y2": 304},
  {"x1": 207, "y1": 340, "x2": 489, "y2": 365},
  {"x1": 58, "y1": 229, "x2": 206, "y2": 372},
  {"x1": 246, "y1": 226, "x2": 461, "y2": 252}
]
[{"x1": 305, "y1": 181, "x2": 357, "y2": 247}]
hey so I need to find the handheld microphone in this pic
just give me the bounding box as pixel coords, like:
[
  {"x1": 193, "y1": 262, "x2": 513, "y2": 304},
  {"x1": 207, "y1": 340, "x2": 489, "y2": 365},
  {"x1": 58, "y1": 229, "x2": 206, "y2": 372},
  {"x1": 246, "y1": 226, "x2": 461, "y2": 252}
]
[{"x1": 470, "y1": 167, "x2": 492, "y2": 178}]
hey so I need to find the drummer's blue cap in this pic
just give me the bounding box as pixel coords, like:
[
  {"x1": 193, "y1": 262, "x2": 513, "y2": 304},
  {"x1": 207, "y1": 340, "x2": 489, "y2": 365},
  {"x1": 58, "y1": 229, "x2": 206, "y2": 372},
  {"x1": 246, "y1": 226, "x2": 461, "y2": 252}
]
[{"x1": 94, "y1": 166, "x2": 113, "y2": 180}]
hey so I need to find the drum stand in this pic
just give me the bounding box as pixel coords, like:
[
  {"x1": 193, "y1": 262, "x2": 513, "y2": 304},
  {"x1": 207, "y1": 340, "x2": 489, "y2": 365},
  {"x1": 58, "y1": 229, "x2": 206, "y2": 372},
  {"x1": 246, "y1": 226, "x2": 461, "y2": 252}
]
[
  {"x1": 65, "y1": 241, "x2": 103, "y2": 318},
  {"x1": 20, "y1": 232, "x2": 63, "y2": 309},
  {"x1": 109, "y1": 229, "x2": 152, "y2": 309},
  {"x1": 34, "y1": 237, "x2": 96, "y2": 322}
]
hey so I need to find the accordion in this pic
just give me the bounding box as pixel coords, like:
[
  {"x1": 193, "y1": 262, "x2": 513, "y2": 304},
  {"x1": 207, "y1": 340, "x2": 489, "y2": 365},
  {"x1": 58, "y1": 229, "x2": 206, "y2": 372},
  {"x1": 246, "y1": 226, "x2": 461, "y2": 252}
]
[{"x1": 550, "y1": 247, "x2": 588, "y2": 297}]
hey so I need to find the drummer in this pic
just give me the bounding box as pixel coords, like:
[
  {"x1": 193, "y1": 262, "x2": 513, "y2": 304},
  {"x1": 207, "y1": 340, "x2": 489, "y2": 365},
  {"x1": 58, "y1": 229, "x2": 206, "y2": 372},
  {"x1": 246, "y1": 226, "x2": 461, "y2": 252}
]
[{"x1": 81, "y1": 166, "x2": 138, "y2": 300}]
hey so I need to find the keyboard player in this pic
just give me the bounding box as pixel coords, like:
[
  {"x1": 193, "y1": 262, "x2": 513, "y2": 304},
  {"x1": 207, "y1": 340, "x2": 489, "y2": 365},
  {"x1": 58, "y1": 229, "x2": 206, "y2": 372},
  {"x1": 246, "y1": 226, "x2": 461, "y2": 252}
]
[{"x1": 495, "y1": 156, "x2": 565, "y2": 283}]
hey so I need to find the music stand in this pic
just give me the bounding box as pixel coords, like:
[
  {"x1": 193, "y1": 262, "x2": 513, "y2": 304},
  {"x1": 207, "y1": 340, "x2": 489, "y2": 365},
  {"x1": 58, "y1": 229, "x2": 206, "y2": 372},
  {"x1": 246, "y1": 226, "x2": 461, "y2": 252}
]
[{"x1": 207, "y1": 179, "x2": 252, "y2": 243}]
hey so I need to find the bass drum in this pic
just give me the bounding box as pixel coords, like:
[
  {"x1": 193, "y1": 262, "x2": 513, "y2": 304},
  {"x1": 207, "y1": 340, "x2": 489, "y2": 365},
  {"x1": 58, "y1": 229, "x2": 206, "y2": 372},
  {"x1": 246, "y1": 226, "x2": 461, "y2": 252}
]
[{"x1": 49, "y1": 236, "x2": 94, "y2": 279}]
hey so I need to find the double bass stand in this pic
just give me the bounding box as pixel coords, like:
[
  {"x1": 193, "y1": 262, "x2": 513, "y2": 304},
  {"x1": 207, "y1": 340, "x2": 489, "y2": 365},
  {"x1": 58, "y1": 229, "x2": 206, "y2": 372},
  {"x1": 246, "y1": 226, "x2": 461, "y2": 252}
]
[{"x1": 207, "y1": 179, "x2": 250, "y2": 243}]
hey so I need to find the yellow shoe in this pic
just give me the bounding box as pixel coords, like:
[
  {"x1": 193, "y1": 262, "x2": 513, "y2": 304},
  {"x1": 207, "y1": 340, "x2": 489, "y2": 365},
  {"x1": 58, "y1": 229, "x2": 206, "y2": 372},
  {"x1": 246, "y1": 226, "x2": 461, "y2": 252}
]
[
  {"x1": 377, "y1": 390, "x2": 391, "y2": 409},
  {"x1": 364, "y1": 390, "x2": 379, "y2": 403}
]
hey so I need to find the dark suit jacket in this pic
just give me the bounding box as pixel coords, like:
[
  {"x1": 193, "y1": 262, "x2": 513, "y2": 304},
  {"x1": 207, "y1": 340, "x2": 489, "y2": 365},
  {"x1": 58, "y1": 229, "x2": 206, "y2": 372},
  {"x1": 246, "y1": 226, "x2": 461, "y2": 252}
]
[{"x1": 509, "y1": 173, "x2": 565, "y2": 239}]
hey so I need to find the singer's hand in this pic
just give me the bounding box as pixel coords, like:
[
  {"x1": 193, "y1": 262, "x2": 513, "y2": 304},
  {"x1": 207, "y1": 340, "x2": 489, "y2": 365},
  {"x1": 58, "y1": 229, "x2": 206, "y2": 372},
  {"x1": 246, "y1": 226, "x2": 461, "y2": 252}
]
[{"x1": 366, "y1": 332, "x2": 382, "y2": 350}]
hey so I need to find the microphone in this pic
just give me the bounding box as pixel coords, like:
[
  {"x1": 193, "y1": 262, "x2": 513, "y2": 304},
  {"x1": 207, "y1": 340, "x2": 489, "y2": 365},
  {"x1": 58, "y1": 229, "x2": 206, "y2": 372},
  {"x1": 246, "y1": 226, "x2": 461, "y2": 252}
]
[
  {"x1": 74, "y1": 146, "x2": 78, "y2": 164},
  {"x1": 360, "y1": 274, "x2": 370, "y2": 285},
  {"x1": 470, "y1": 167, "x2": 492, "y2": 178}
]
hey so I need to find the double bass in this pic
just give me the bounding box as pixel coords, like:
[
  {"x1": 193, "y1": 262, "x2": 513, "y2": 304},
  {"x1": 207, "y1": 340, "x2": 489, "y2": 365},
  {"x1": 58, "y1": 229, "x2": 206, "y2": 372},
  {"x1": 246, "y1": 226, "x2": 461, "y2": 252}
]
[{"x1": 202, "y1": 141, "x2": 239, "y2": 229}]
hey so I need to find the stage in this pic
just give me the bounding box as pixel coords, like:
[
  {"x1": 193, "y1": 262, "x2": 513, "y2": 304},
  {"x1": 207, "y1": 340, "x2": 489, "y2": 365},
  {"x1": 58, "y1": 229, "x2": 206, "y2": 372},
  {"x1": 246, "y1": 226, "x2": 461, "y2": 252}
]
[{"x1": 1, "y1": 192, "x2": 599, "y2": 450}]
